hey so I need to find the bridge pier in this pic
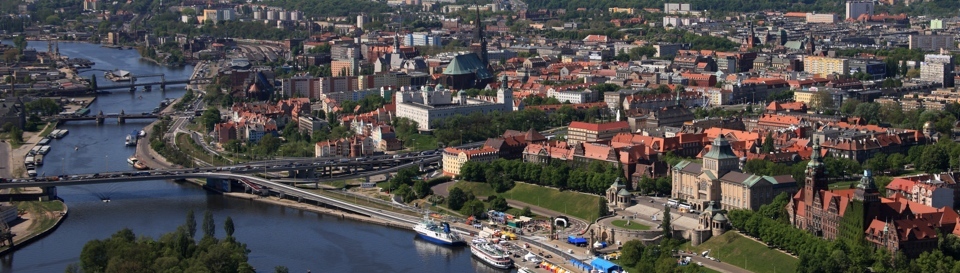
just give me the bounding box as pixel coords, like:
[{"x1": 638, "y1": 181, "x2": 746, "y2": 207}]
[
  {"x1": 43, "y1": 186, "x2": 57, "y2": 200},
  {"x1": 118, "y1": 117, "x2": 125, "y2": 124}
]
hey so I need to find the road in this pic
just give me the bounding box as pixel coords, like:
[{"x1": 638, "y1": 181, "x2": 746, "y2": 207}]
[{"x1": 679, "y1": 253, "x2": 753, "y2": 273}]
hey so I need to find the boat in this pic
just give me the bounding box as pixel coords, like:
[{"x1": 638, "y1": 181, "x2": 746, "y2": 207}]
[
  {"x1": 134, "y1": 161, "x2": 149, "y2": 170},
  {"x1": 413, "y1": 215, "x2": 464, "y2": 246},
  {"x1": 143, "y1": 85, "x2": 152, "y2": 92},
  {"x1": 470, "y1": 238, "x2": 514, "y2": 269},
  {"x1": 35, "y1": 154, "x2": 43, "y2": 166},
  {"x1": 125, "y1": 135, "x2": 136, "y2": 146},
  {"x1": 27, "y1": 169, "x2": 37, "y2": 177},
  {"x1": 38, "y1": 145, "x2": 51, "y2": 155},
  {"x1": 127, "y1": 156, "x2": 138, "y2": 165},
  {"x1": 138, "y1": 130, "x2": 146, "y2": 138},
  {"x1": 75, "y1": 146, "x2": 79, "y2": 151}
]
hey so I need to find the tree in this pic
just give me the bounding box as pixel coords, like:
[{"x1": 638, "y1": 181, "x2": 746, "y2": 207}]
[
  {"x1": 762, "y1": 132, "x2": 775, "y2": 153},
  {"x1": 598, "y1": 197, "x2": 610, "y2": 218},
  {"x1": 906, "y1": 68, "x2": 921, "y2": 78},
  {"x1": 662, "y1": 205, "x2": 673, "y2": 239},
  {"x1": 413, "y1": 180, "x2": 431, "y2": 199},
  {"x1": 448, "y1": 187, "x2": 468, "y2": 210},
  {"x1": 460, "y1": 199, "x2": 486, "y2": 218},
  {"x1": 811, "y1": 90, "x2": 835, "y2": 112},
  {"x1": 185, "y1": 209, "x2": 197, "y2": 238},
  {"x1": 8, "y1": 126, "x2": 23, "y2": 144},
  {"x1": 620, "y1": 240, "x2": 645, "y2": 267},
  {"x1": 224, "y1": 216, "x2": 235, "y2": 237},
  {"x1": 89, "y1": 76, "x2": 98, "y2": 90},
  {"x1": 12, "y1": 36, "x2": 26, "y2": 51},
  {"x1": 274, "y1": 266, "x2": 290, "y2": 273},
  {"x1": 202, "y1": 210, "x2": 216, "y2": 238},
  {"x1": 489, "y1": 196, "x2": 509, "y2": 212},
  {"x1": 521, "y1": 206, "x2": 533, "y2": 217},
  {"x1": 200, "y1": 108, "x2": 222, "y2": 132},
  {"x1": 3, "y1": 49, "x2": 18, "y2": 63}
]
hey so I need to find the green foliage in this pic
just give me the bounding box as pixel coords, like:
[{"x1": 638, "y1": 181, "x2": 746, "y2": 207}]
[
  {"x1": 488, "y1": 196, "x2": 509, "y2": 212},
  {"x1": 460, "y1": 199, "x2": 486, "y2": 218},
  {"x1": 224, "y1": 216, "x2": 235, "y2": 237},
  {"x1": 521, "y1": 206, "x2": 534, "y2": 217},
  {"x1": 202, "y1": 210, "x2": 216, "y2": 238},
  {"x1": 394, "y1": 184, "x2": 417, "y2": 203},
  {"x1": 662, "y1": 206, "x2": 672, "y2": 239},
  {"x1": 447, "y1": 187, "x2": 468, "y2": 211},
  {"x1": 742, "y1": 159, "x2": 809, "y2": 185},
  {"x1": 274, "y1": 266, "x2": 290, "y2": 273},
  {"x1": 12, "y1": 36, "x2": 26, "y2": 51},
  {"x1": 461, "y1": 159, "x2": 621, "y2": 195},
  {"x1": 78, "y1": 221, "x2": 252, "y2": 273},
  {"x1": 761, "y1": 132, "x2": 774, "y2": 153},
  {"x1": 598, "y1": 197, "x2": 609, "y2": 218},
  {"x1": 413, "y1": 180, "x2": 432, "y2": 199},
  {"x1": 260, "y1": 0, "x2": 390, "y2": 17},
  {"x1": 339, "y1": 94, "x2": 387, "y2": 115},
  {"x1": 25, "y1": 98, "x2": 61, "y2": 116},
  {"x1": 185, "y1": 210, "x2": 197, "y2": 238},
  {"x1": 200, "y1": 107, "x2": 222, "y2": 133}
]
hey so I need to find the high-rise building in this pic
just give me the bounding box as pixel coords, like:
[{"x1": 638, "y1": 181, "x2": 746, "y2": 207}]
[
  {"x1": 804, "y1": 56, "x2": 849, "y2": 77},
  {"x1": 909, "y1": 35, "x2": 952, "y2": 51},
  {"x1": 845, "y1": 1, "x2": 874, "y2": 20},
  {"x1": 920, "y1": 54, "x2": 955, "y2": 88}
]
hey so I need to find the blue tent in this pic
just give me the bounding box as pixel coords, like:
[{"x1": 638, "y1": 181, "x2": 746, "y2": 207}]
[
  {"x1": 567, "y1": 235, "x2": 587, "y2": 245},
  {"x1": 590, "y1": 257, "x2": 623, "y2": 273}
]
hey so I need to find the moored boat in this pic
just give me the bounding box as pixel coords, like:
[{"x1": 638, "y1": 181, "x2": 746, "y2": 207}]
[
  {"x1": 413, "y1": 215, "x2": 464, "y2": 246},
  {"x1": 470, "y1": 238, "x2": 513, "y2": 269}
]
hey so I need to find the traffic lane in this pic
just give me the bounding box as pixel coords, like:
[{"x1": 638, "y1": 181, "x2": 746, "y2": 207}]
[{"x1": 0, "y1": 141, "x2": 9, "y2": 178}]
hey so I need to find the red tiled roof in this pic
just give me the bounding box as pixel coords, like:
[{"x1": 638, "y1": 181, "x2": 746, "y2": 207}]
[{"x1": 569, "y1": 121, "x2": 629, "y2": 132}]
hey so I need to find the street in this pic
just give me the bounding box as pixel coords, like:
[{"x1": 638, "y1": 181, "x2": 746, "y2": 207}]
[{"x1": 0, "y1": 141, "x2": 9, "y2": 178}]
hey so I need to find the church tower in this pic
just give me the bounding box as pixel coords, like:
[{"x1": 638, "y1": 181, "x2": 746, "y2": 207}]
[
  {"x1": 803, "y1": 139, "x2": 828, "y2": 207},
  {"x1": 472, "y1": 3, "x2": 489, "y2": 67},
  {"x1": 496, "y1": 75, "x2": 512, "y2": 111}
]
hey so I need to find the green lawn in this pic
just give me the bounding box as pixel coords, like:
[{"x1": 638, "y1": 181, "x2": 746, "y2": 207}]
[
  {"x1": 399, "y1": 135, "x2": 439, "y2": 151},
  {"x1": 451, "y1": 181, "x2": 601, "y2": 221},
  {"x1": 611, "y1": 219, "x2": 650, "y2": 230},
  {"x1": 682, "y1": 232, "x2": 797, "y2": 273},
  {"x1": 829, "y1": 180, "x2": 858, "y2": 190},
  {"x1": 499, "y1": 183, "x2": 601, "y2": 222},
  {"x1": 39, "y1": 123, "x2": 55, "y2": 138},
  {"x1": 451, "y1": 181, "x2": 497, "y2": 197}
]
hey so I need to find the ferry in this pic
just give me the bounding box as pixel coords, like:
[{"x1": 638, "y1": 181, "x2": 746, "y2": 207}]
[
  {"x1": 470, "y1": 238, "x2": 514, "y2": 269},
  {"x1": 413, "y1": 215, "x2": 464, "y2": 246}
]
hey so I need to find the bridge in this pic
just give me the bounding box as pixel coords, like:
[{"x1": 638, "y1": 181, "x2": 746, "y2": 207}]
[
  {"x1": 56, "y1": 110, "x2": 160, "y2": 124},
  {"x1": 95, "y1": 78, "x2": 212, "y2": 91}
]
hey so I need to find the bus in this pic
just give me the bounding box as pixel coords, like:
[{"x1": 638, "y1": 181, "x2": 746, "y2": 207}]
[{"x1": 667, "y1": 199, "x2": 679, "y2": 207}]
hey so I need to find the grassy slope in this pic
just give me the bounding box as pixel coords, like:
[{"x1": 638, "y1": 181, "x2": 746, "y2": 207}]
[
  {"x1": 682, "y1": 232, "x2": 798, "y2": 273},
  {"x1": 453, "y1": 181, "x2": 602, "y2": 221},
  {"x1": 611, "y1": 219, "x2": 650, "y2": 230}
]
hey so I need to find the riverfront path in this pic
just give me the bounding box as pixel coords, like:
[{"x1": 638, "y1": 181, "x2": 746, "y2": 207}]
[{"x1": 0, "y1": 141, "x2": 9, "y2": 178}]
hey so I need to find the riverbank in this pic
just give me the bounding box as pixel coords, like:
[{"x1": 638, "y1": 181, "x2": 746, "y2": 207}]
[{"x1": 0, "y1": 199, "x2": 68, "y2": 255}]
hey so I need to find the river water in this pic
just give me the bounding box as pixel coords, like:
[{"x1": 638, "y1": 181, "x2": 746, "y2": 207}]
[{"x1": 2, "y1": 41, "x2": 501, "y2": 273}]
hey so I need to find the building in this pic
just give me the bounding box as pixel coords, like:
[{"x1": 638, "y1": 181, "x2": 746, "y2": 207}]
[
  {"x1": 315, "y1": 136, "x2": 374, "y2": 157},
  {"x1": 920, "y1": 54, "x2": 955, "y2": 88},
  {"x1": 567, "y1": 121, "x2": 630, "y2": 145},
  {"x1": 483, "y1": 128, "x2": 547, "y2": 159},
  {"x1": 909, "y1": 35, "x2": 952, "y2": 51},
  {"x1": 297, "y1": 116, "x2": 328, "y2": 136},
  {"x1": 605, "y1": 178, "x2": 634, "y2": 210},
  {"x1": 404, "y1": 33, "x2": 442, "y2": 47},
  {"x1": 672, "y1": 135, "x2": 798, "y2": 211},
  {"x1": 437, "y1": 53, "x2": 494, "y2": 90},
  {"x1": 83, "y1": 0, "x2": 98, "y2": 11},
  {"x1": 845, "y1": 1, "x2": 874, "y2": 20},
  {"x1": 884, "y1": 174, "x2": 959, "y2": 209},
  {"x1": 663, "y1": 3, "x2": 691, "y2": 14},
  {"x1": 395, "y1": 76, "x2": 513, "y2": 131},
  {"x1": 805, "y1": 56, "x2": 849, "y2": 77},
  {"x1": 331, "y1": 59, "x2": 361, "y2": 77},
  {"x1": 441, "y1": 146, "x2": 499, "y2": 176},
  {"x1": 547, "y1": 88, "x2": 597, "y2": 104},
  {"x1": 806, "y1": 13, "x2": 839, "y2": 24}
]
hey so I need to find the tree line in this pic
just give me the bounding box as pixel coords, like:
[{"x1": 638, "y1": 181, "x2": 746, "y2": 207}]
[
  {"x1": 71, "y1": 210, "x2": 257, "y2": 273},
  {"x1": 459, "y1": 159, "x2": 624, "y2": 195}
]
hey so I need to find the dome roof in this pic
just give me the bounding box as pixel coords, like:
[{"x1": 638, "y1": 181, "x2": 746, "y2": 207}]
[
  {"x1": 924, "y1": 121, "x2": 934, "y2": 128},
  {"x1": 617, "y1": 188, "x2": 631, "y2": 197},
  {"x1": 713, "y1": 213, "x2": 728, "y2": 222}
]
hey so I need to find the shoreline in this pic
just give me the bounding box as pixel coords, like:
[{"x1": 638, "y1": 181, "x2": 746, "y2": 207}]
[{"x1": 0, "y1": 199, "x2": 68, "y2": 255}]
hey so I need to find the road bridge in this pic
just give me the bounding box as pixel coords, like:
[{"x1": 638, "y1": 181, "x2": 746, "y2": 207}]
[{"x1": 56, "y1": 110, "x2": 160, "y2": 124}]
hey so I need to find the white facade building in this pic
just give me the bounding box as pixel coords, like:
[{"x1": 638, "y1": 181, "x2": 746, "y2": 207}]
[
  {"x1": 395, "y1": 78, "x2": 514, "y2": 131},
  {"x1": 845, "y1": 1, "x2": 874, "y2": 20}
]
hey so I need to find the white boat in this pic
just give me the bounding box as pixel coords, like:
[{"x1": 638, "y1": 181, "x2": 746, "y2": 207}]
[
  {"x1": 470, "y1": 238, "x2": 514, "y2": 269},
  {"x1": 27, "y1": 169, "x2": 37, "y2": 177},
  {"x1": 138, "y1": 130, "x2": 146, "y2": 138},
  {"x1": 127, "y1": 156, "x2": 138, "y2": 165},
  {"x1": 124, "y1": 135, "x2": 136, "y2": 146},
  {"x1": 38, "y1": 145, "x2": 51, "y2": 155},
  {"x1": 413, "y1": 215, "x2": 464, "y2": 246}
]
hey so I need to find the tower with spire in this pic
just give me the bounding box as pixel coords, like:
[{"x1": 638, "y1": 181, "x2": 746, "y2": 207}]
[
  {"x1": 803, "y1": 138, "x2": 828, "y2": 207},
  {"x1": 471, "y1": 1, "x2": 489, "y2": 67}
]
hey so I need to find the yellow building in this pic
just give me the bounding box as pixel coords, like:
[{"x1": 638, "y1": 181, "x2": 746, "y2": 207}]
[
  {"x1": 793, "y1": 90, "x2": 815, "y2": 104},
  {"x1": 671, "y1": 135, "x2": 798, "y2": 211},
  {"x1": 608, "y1": 7, "x2": 637, "y2": 15},
  {"x1": 441, "y1": 147, "x2": 498, "y2": 177},
  {"x1": 804, "y1": 56, "x2": 848, "y2": 77}
]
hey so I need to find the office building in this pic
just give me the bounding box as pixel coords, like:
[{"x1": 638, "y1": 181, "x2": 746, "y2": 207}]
[
  {"x1": 845, "y1": 1, "x2": 874, "y2": 20},
  {"x1": 921, "y1": 54, "x2": 955, "y2": 88}
]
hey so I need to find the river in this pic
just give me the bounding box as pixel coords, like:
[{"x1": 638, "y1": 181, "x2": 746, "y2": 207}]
[{"x1": 2, "y1": 41, "x2": 503, "y2": 273}]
